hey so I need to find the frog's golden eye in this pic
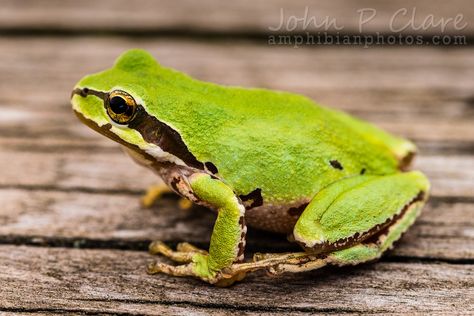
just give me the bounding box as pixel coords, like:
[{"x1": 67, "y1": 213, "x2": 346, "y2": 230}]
[{"x1": 105, "y1": 90, "x2": 137, "y2": 124}]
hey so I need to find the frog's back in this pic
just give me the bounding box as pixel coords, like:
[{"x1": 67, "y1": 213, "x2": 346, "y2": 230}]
[
  {"x1": 101, "y1": 53, "x2": 410, "y2": 204},
  {"x1": 152, "y1": 74, "x2": 406, "y2": 203}
]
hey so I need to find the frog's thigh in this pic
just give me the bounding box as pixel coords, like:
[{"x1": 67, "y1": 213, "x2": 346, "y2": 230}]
[{"x1": 293, "y1": 171, "x2": 430, "y2": 253}]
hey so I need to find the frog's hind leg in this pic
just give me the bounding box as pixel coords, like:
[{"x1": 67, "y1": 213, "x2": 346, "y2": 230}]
[
  {"x1": 234, "y1": 174, "x2": 428, "y2": 274},
  {"x1": 277, "y1": 171, "x2": 430, "y2": 273},
  {"x1": 264, "y1": 192, "x2": 427, "y2": 275}
]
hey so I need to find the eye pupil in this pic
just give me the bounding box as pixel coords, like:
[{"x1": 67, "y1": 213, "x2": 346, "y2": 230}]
[
  {"x1": 109, "y1": 96, "x2": 128, "y2": 114},
  {"x1": 106, "y1": 90, "x2": 137, "y2": 125}
]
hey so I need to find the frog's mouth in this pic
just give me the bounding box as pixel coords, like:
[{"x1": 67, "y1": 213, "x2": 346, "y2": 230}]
[{"x1": 73, "y1": 107, "x2": 152, "y2": 158}]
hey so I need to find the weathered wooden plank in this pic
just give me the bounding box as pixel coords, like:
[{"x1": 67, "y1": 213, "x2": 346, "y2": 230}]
[
  {"x1": 1, "y1": 39, "x2": 474, "y2": 147},
  {"x1": 0, "y1": 144, "x2": 472, "y2": 198},
  {"x1": 0, "y1": 245, "x2": 471, "y2": 314},
  {"x1": 0, "y1": 0, "x2": 472, "y2": 36},
  {"x1": 1, "y1": 38, "x2": 474, "y2": 112},
  {"x1": 0, "y1": 188, "x2": 472, "y2": 260}
]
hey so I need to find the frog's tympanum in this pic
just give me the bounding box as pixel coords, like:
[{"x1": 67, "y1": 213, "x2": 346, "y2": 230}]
[{"x1": 71, "y1": 49, "x2": 430, "y2": 286}]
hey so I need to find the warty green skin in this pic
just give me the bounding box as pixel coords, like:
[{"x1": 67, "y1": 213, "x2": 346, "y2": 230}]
[{"x1": 71, "y1": 49, "x2": 430, "y2": 285}]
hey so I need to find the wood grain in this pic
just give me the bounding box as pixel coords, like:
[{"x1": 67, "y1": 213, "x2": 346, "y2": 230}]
[
  {"x1": 0, "y1": 3, "x2": 473, "y2": 312},
  {"x1": 0, "y1": 188, "x2": 472, "y2": 261},
  {"x1": 0, "y1": 245, "x2": 472, "y2": 314},
  {"x1": 1, "y1": 38, "x2": 474, "y2": 144},
  {"x1": 0, "y1": 0, "x2": 472, "y2": 36}
]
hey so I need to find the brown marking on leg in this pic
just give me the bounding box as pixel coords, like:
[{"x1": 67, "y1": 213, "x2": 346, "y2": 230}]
[{"x1": 236, "y1": 215, "x2": 247, "y2": 262}]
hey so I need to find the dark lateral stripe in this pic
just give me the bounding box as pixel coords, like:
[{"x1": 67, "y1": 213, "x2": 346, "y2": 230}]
[
  {"x1": 72, "y1": 87, "x2": 205, "y2": 171},
  {"x1": 128, "y1": 105, "x2": 205, "y2": 170}
]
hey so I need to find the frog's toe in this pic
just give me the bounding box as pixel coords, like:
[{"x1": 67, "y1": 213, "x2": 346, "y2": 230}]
[
  {"x1": 141, "y1": 184, "x2": 173, "y2": 208},
  {"x1": 147, "y1": 261, "x2": 196, "y2": 277},
  {"x1": 149, "y1": 241, "x2": 196, "y2": 263},
  {"x1": 176, "y1": 242, "x2": 208, "y2": 254},
  {"x1": 147, "y1": 258, "x2": 248, "y2": 286},
  {"x1": 178, "y1": 198, "x2": 193, "y2": 210},
  {"x1": 253, "y1": 252, "x2": 294, "y2": 261}
]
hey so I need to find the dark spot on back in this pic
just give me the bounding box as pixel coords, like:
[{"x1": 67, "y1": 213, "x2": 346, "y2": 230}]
[
  {"x1": 330, "y1": 160, "x2": 343, "y2": 170},
  {"x1": 205, "y1": 162, "x2": 219, "y2": 174},
  {"x1": 288, "y1": 203, "x2": 308, "y2": 217},
  {"x1": 239, "y1": 188, "x2": 263, "y2": 209},
  {"x1": 360, "y1": 168, "x2": 366, "y2": 175}
]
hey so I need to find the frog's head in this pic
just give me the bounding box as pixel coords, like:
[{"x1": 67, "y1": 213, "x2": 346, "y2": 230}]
[{"x1": 70, "y1": 49, "x2": 195, "y2": 167}]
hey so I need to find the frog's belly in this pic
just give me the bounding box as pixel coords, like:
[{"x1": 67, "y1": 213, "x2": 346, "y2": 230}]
[{"x1": 245, "y1": 201, "x2": 309, "y2": 234}]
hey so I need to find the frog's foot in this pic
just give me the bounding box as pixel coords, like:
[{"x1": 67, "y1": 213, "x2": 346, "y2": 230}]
[
  {"x1": 141, "y1": 184, "x2": 193, "y2": 210},
  {"x1": 147, "y1": 250, "x2": 300, "y2": 286},
  {"x1": 147, "y1": 259, "x2": 248, "y2": 287},
  {"x1": 147, "y1": 245, "x2": 313, "y2": 286}
]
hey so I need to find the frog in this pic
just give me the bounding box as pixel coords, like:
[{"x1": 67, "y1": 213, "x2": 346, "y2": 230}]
[{"x1": 71, "y1": 49, "x2": 430, "y2": 286}]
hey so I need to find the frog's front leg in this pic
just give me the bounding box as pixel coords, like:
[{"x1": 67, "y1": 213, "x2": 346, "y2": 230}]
[{"x1": 148, "y1": 173, "x2": 247, "y2": 285}]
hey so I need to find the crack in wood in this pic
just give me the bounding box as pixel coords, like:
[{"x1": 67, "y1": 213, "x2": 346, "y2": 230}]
[
  {"x1": 0, "y1": 307, "x2": 139, "y2": 316},
  {"x1": 0, "y1": 234, "x2": 472, "y2": 265},
  {"x1": 0, "y1": 27, "x2": 473, "y2": 49},
  {"x1": 73, "y1": 297, "x2": 395, "y2": 314}
]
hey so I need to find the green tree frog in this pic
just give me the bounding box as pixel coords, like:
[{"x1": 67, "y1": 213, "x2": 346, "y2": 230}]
[{"x1": 71, "y1": 49, "x2": 430, "y2": 286}]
